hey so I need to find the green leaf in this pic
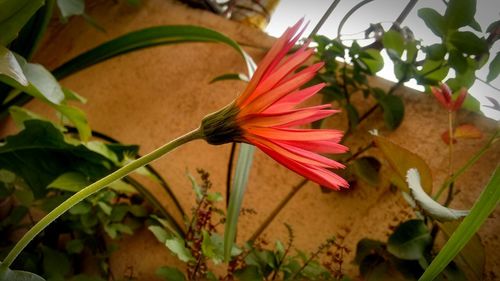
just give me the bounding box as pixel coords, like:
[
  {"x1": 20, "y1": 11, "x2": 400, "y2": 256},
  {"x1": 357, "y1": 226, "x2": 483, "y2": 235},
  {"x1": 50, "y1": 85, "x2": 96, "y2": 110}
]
[
  {"x1": 373, "y1": 135, "x2": 433, "y2": 194},
  {"x1": 444, "y1": 0, "x2": 476, "y2": 30},
  {"x1": 417, "y1": 59, "x2": 449, "y2": 82},
  {"x1": 345, "y1": 103, "x2": 359, "y2": 129},
  {"x1": 359, "y1": 49, "x2": 384, "y2": 74},
  {"x1": 387, "y1": 219, "x2": 432, "y2": 260},
  {"x1": 0, "y1": 263, "x2": 46, "y2": 281},
  {"x1": 48, "y1": 172, "x2": 89, "y2": 192},
  {"x1": 224, "y1": 143, "x2": 255, "y2": 261},
  {"x1": 448, "y1": 51, "x2": 468, "y2": 74},
  {"x1": 378, "y1": 94, "x2": 405, "y2": 130},
  {"x1": 54, "y1": 103, "x2": 91, "y2": 141},
  {"x1": 439, "y1": 221, "x2": 485, "y2": 280},
  {"x1": 11, "y1": 54, "x2": 65, "y2": 104},
  {"x1": 42, "y1": 246, "x2": 70, "y2": 278},
  {"x1": 148, "y1": 225, "x2": 170, "y2": 243},
  {"x1": 234, "y1": 265, "x2": 263, "y2": 281},
  {"x1": 425, "y1": 44, "x2": 447, "y2": 61},
  {"x1": 0, "y1": 0, "x2": 44, "y2": 45},
  {"x1": 165, "y1": 236, "x2": 194, "y2": 262},
  {"x1": 351, "y1": 157, "x2": 381, "y2": 186},
  {"x1": 0, "y1": 45, "x2": 28, "y2": 86},
  {"x1": 156, "y1": 266, "x2": 186, "y2": 281},
  {"x1": 110, "y1": 204, "x2": 129, "y2": 222},
  {"x1": 69, "y1": 201, "x2": 91, "y2": 215},
  {"x1": 420, "y1": 167, "x2": 499, "y2": 280},
  {"x1": 448, "y1": 31, "x2": 488, "y2": 55},
  {"x1": 354, "y1": 239, "x2": 385, "y2": 264},
  {"x1": 56, "y1": 0, "x2": 84, "y2": 19},
  {"x1": 486, "y1": 52, "x2": 500, "y2": 82},
  {"x1": 53, "y1": 25, "x2": 255, "y2": 79},
  {"x1": 382, "y1": 30, "x2": 405, "y2": 58},
  {"x1": 65, "y1": 239, "x2": 84, "y2": 254},
  {"x1": 209, "y1": 73, "x2": 248, "y2": 84},
  {"x1": 0, "y1": 120, "x2": 112, "y2": 198},
  {"x1": 201, "y1": 231, "x2": 224, "y2": 264},
  {"x1": 418, "y1": 8, "x2": 446, "y2": 38},
  {"x1": 8, "y1": 106, "x2": 65, "y2": 131}
]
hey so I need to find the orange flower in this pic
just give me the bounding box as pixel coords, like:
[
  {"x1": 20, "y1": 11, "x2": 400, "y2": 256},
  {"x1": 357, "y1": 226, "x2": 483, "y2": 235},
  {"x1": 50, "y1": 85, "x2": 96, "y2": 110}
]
[
  {"x1": 430, "y1": 83, "x2": 467, "y2": 112},
  {"x1": 202, "y1": 20, "x2": 348, "y2": 190}
]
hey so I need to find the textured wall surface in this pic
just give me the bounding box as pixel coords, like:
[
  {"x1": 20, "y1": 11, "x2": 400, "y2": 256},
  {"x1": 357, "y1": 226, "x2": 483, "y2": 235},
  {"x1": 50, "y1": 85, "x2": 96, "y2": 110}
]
[{"x1": 2, "y1": 0, "x2": 498, "y2": 280}]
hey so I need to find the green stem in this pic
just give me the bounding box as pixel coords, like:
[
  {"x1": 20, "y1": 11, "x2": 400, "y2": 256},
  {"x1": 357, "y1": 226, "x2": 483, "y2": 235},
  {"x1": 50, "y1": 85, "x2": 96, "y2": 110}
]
[
  {"x1": 0, "y1": 127, "x2": 203, "y2": 270},
  {"x1": 434, "y1": 129, "x2": 499, "y2": 200}
]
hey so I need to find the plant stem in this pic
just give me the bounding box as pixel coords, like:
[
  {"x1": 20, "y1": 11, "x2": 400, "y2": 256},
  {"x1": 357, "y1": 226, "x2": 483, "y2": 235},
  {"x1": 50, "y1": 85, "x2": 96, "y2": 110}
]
[
  {"x1": 0, "y1": 128, "x2": 203, "y2": 270},
  {"x1": 226, "y1": 143, "x2": 237, "y2": 208},
  {"x1": 433, "y1": 129, "x2": 499, "y2": 200}
]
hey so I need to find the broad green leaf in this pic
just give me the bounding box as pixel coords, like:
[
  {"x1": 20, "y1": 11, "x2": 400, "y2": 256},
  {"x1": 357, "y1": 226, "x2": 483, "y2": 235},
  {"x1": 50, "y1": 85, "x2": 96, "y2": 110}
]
[
  {"x1": 406, "y1": 169, "x2": 469, "y2": 221},
  {"x1": 56, "y1": 0, "x2": 84, "y2": 20},
  {"x1": 9, "y1": 106, "x2": 65, "y2": 131},
  {"x1": 69, "y1": 201, "x2": 91, "y2": 215},
  {"x1": 0, "y1": 120, "x2": 112, "y2": 197},
  {"x1": 354, "y1": 239, "x2": 385, "y2": 264},
  {"x1": 378, "y1": 94, "x2": 405, "y2": 130},
  {"x1": 444, "y1": 0, "x2": 476, "y2": 30},
  {"x1": 148, "y1": 225, "x2": 170, "y2": 243},
  {"x1": 42, "y1": 246, "x2": 70, "y2": 278},
  {"x1": 234, "y1": 265, "x2": 263, "y2": 281},
  {"x1": 448, "y1": 50, "x2": 468, "y2": 74},
  {"x1": 19, "y1": 60, "x2": 65, "y2": 104},
  {"x1": 448, "y1": 31, "x2": 488, "y2": 56},
  {"x1": 387, "y1": 219, "x2": 432, "y2": 260},
  {"x1": 351, "y1": 157, "x2": 380, "y2": 186},
  {"x1": 0, "y1": 45, "x2": 27, "y2": 86},
  {"x1": 0, "y1": 0, "x2": 44, "y2": 45},
  {"x1": 373, "y1": 136, "x2": 432, "y2": 194},
  {"x1": 382, "y1": 30, "x2": 405, "y2": 58},
  {"x1": 55, "y1": 104, "x2": 91, "y2": 141},
  {"x1": 420, "y1": 167, "x2": 499, "y2": 281},
  {"x1": 418, "y1": 8, "x2": 446, "y2": 38},
  {"x1": 224, "y1": 143, "x2": 255, "y2": 261},
  {"x1": 209, "y1": 73, "x2": 248, "y2": 84},
  {"x1": 359, "y1": 49, "x2": 384, "y2": 74},
  {"x1": 65, "y1": 239, "x2": 84, "y2": 254},
  {"x1": 156, "y1": 266, "x2": 186, "y2": 281},
  {"x1": 456, "y1": 94, "x2": 481, "y2": 115},
  {"x1": 0, "y1": 262, "x2": 46, "y2": 281},
  {"x1": 487, "y1": 52, "x2": 500, "y2": 82},
  {"x1": 439, "y1": 221, "x2": 485, "y2": 280},
  {"x1": 48, "y1": 172, "x2": 89, "y2": 192},
  {"x1": 165, "y1": 236, "x2": 194, "y2": 262},
  {"x1": 425, "y1": 44, "x2": 447, "y2": 61},
  {"x1": 417, "y1": 59, "x2": 449, "y2": 82},
  {"x1": 201, "y1": 230, "x2": 224, "y2": 264}
]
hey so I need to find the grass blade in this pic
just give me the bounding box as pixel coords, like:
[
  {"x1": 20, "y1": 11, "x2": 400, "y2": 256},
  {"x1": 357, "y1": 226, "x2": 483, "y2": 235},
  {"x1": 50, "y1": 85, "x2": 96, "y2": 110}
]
[
  {"x1": 419, "y1": 166, "x2": 499, "y2": 280},
  {"x1": 224, "y1": 143, "x2": 255, "y2": 261}
]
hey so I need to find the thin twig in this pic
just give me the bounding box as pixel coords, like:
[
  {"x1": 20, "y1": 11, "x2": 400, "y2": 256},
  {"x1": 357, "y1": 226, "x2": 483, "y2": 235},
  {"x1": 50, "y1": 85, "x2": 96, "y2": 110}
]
[{"x1": 337, "y1": 0, "x2": 375, "y2": 39}]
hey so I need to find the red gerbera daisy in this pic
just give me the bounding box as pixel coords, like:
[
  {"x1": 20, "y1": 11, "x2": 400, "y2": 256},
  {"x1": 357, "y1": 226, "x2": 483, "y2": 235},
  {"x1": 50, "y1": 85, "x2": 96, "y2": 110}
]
[{"x1": 202, "y1": 20, "x2": 348, "y2": 190}]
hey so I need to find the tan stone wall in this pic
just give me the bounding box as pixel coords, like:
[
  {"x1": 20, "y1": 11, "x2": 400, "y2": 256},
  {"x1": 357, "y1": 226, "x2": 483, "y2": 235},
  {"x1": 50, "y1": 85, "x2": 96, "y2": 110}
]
[{"x1": 2, "y1": 0, "x2": 498, "y2": 279}]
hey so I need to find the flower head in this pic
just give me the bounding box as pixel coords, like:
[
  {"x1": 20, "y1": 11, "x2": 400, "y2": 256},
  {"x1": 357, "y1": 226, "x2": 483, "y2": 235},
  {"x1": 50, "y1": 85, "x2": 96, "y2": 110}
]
[
  {"x1": 202, "y1": 20, "x2": 348, "y2": 190},
  {"x1": 430, "y1": 83, "x2": 467, "y2": 112}
]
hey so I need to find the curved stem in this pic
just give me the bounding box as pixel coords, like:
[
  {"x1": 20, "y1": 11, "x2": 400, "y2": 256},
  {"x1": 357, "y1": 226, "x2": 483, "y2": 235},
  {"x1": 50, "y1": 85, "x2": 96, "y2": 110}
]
[{"x1": 0, "y1": 127, "x2": 203, "y2": 270}]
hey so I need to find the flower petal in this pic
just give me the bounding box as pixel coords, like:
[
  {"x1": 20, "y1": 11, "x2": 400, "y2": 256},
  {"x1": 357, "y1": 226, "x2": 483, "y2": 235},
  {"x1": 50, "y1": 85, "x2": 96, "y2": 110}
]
[
  {"x1": 248, "y1": 135, "x2": 345, "y2": 168},
  {"x1": 264, "y1": 83, "x2": 326, "y2": 113},
  {"x1": 241, "y1": 63, "x2": 324, "y2": 115},
  {"x1": 256, "y1": 143, "x2": 348, "y2": 190},
  {"x1": 280, "y1": 140, "x2": 348, "y2": 154},
  {"x1": 246, "y1": 127, "x2": 344, "y2": 141},
  {"x1": 241, "y1": 105, "x2": 336, "y2": 128}
]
